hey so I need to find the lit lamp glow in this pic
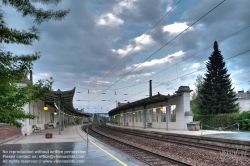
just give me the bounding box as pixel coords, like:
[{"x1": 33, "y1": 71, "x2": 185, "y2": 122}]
[
  {"x1": 132, "y1": 112, "x2": 135, "y2": 115},
  {"x1": 43, "y1": 104, "x2": 48, "y2": 111},
  {"x1": 54, "y1": 110, "x2": 57, "y2": 115},
  {"x1": 160, "y1": 107, "x2": 164, "y2": 111}
]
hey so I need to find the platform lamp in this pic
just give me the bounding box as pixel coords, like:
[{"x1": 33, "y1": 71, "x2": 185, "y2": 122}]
[
  {"x1": 160, "y1": 104, "x2": 164, "y2": 111},
  {"x1": 43, "y1": 104, "x2": 48, "y2": 111},
  {"x1": 54, "y1": 110, "x2": 57, "y2": 115}
]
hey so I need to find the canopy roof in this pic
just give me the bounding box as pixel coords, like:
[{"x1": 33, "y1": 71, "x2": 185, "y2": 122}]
[
  {"x1": 43, "y1": 88, "x2": 90, "y2": 117},
  {"x1": 108, "y1": 93, "x2": 181, "y2": 116}
]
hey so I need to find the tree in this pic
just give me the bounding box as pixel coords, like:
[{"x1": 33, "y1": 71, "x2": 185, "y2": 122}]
[
  {"x1": 199, "y1": 41, "x2": 238, "y2": 114},
  {"x1": 191, "y1": 74, "x2": 203, "y2": 115},
  {"x1": 0, "y1": 0, "x2": 69, "y2": 127}
]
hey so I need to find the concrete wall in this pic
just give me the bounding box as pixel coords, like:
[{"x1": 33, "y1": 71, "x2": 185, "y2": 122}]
[
  {"x1": 236, "y1": 100, "x2": 250, "y2": 112},
  {"x1": 21, "y1": 100, "x2": 58, "y2": 136}
]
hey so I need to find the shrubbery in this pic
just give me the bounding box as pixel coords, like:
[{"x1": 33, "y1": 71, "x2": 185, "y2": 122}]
[
  {"x1": 234, "y1": 111, "x2": 250, "y2": 131},
  {"x1": 194, "y1": 111, "x2": 250, "y2": 131}
]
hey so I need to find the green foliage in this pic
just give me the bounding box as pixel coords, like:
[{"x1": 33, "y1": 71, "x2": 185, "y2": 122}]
[
  {"x1": 199, "y1": 41, "x2": 239, "y2": 114},
  {"x1": 194, "y1": 113, "x2": 239, "y2": 131},
  {"x1": 194, "y1": 111, "x2": 250, "y2": 131},
  {"x1": 191, "y1": 75, "x2": 203, "y2": 116},
  {"x1": 0, "y1": 0, "x2": 69, "y2": 127},
  {"x1": 234, "y1": 111, "x2": 250, "y2": 130},
  {"x1": 2, "y1": 0, "x2": 69, "y2": 24}
]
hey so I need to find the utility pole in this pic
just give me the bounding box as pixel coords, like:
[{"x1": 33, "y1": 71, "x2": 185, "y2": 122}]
[{"x1": 56, "y1": 89, "x2": 62, "y2": 135}]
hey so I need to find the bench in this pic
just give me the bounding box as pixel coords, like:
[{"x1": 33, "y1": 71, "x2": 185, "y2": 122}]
[
  {"x1": 32, "y1": 125, "x2": 41, "y2": 133},
  {"x1": 46, "y1": 123, "x2": 54, "y2": 129},
  {"x1": 146, "y1": 122, "x2": 152, "y2": 128}
]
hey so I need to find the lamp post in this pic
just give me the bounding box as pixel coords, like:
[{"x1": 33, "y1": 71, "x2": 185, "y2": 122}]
[
  {"x1": 132, "y1": 109, "x2": 135, "y2": 128},
  {"x1": 56, "y1": 89, "x2": 62, "y2": 135}
]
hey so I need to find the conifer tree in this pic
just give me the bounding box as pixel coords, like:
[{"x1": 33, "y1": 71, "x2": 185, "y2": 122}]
[{"x1": 199, "y1": 41, "x2": 238, "y2": 114}]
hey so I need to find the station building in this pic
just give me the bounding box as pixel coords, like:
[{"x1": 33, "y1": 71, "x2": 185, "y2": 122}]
[
  {"x1": 108, "y1": 86, "x2": 193, "y2": 130},
  {"x1": 18, "y1": 78, "x2": 91, "y2": 136}
]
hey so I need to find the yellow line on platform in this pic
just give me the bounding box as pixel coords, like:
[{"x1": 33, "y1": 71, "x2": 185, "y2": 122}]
[{"x1": 90, "y1": 141, "x2": 128, "y2": 166}]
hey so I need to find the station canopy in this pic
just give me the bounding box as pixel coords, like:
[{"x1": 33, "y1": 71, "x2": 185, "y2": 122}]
[
  {"x1": 108, "y1": 93, "x2": 181, "y2": 117},
  {"x1": 43, "y1": 87, "x2": 90, "y2": 117}
]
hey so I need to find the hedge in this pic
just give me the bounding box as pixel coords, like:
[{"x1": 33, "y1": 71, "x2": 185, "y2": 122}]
[{"x1": 194, "y1": 111, "x2": 250, "y2": 131}]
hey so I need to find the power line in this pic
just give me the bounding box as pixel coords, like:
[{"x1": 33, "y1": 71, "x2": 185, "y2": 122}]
[
  {"x1": 95, "y1": 24, "x2": 250, "y2": 96},
  {"x1": 99, "y1": 0, "x2": 182, "y2": 82},
  {"x1": 32, "y1": 24, "x2": 249, "y2": 95},
  {"x1": 90, "y1": 0, "x2": 226, "y2": 102},
  {"x1": 103, "y1": 49, "x2": 250, "y2": 109},
  {"x1": 142, "y1": 25, "x2": 250, "y2": 82},
  {"x1": 79, "y1": 49, "x2": 250, "y2": 111}
]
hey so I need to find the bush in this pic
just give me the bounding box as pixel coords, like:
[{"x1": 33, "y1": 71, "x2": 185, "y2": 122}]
[
  {"x1": 234, "y1": 111, "x2": 250, "y2": 131},
  {"x1": 194, "y1": 113, "x2": 239, "y2": 131},
  {"x1": 194, "y1": 111, "x2": 250, "y2": 131}
]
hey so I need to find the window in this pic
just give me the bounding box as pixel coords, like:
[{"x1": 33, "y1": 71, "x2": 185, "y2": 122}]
[
  {"x1": 146, "y1": 110, "x2": 150, "y2": 122},
  {"x1": 170, "y1": 105, "x2": 176, "y2": 122},
  {"x1": 152, "y1": 108, "x2": 156, "y2": 122},
  {"x1": 161, "y1": 107, "x2": 166, "y2": 122},
  {"x1": 136, "y1": 112, "x2": 138, "y2": 122},
  {"x1": 140, "y1": 111, "x2": 143, "y2": 122}
]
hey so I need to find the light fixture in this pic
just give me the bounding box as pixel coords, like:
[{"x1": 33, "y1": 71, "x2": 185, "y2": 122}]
[
  {"x1": 43, "y1": 104, "x2": 48, "y2": 111},
  {"x1": 54, "y1": 110, "x2": 57, "y2": 115},
  {"x1": 54, "y1": 103, "x2": 58, "y2": 109},
  {"x1": 132, "y1": 112, "x2": 135, "y2": 115},
  {"x1": 160, "y1": 105, "x2": 163, "y2": 111},
  {"x1": 121, "y1": 114, "x2": 123, "y2": 116}
]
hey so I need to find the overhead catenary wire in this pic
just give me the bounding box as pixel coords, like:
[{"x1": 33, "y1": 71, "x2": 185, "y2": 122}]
[
  {"x1": 97, "y1": 24, "x2": 250, "y2": 96},
  {"x1": 31, "y1": 24, "x2": 249, "y2": 95},
  {"x1": 32, "y1": 23, "x2": 249, "y2": 103},
  {"x1": 90, "y1": 0, "x2": 226, "y2": 102},
  {"x1": 103, "y1": 49, "x2": 250, "y2": 109},
  {"x1": 141, "y1": 25, "x2": 250, "y2": 82},
  {"x1": 98, "y1": 0, "x2": 182, "y2": 82}
]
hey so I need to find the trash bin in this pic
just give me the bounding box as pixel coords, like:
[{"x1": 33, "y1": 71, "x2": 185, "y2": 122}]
[
  {"x1": 45, "y1": 133, "x2": 53, "y2": 139},
  {"x1": 187, "y1": 121, "x2": 200, "y2": 131}
]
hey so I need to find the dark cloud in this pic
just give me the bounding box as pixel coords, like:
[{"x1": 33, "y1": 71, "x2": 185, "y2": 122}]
[{"x1": 3, "y1": 0, "x2": 250, "y2": 111}]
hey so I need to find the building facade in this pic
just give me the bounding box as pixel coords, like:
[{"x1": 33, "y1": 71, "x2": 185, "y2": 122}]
[{"x1": 236, "y1": 90, "x2": 250, "y2": 112}]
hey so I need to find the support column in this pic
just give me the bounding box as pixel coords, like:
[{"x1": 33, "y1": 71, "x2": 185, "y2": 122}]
[
  {"x1": 132, "y1": 109, "x2": 134, "y2": 128},
  {"x1": 143, "y1": 106, "x2": 146, "y2": 129},
  {"x1": 166, "y1": 100, "x2": 169, "y2": 131},
  {"x1": 65, "y1": 112, "x2": 67, "y2": 128},
  {"x1": 56, "y1": 90, "x2": 62, "y2": 135},
  {"x1": 61, "y1": 107, "x2": 64, "y2": 131},
  {"x1": 123, "y1": 111, "x2": 125, "y2": 127}
]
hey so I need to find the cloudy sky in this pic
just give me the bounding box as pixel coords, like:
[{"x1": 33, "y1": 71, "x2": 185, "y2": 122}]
[{"x1": 3, "y1": 0, "x2": 250, "y2": 113}]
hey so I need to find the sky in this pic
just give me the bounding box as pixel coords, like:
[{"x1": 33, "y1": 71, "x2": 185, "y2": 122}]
[{"x1": 2, "y1": 0, "x2": 250, "y2": 113}]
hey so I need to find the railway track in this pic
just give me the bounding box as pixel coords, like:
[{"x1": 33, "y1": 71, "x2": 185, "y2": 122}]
[
  {"x1": 98, "y1": 124, "x2": 250, "y2": 156},
  {"x1": 82, "y1": 125, "x2": 193, "y2": 166}
]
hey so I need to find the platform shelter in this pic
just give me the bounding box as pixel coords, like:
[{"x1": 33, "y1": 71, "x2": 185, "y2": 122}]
[
  {"x1": 108, "y1": 86, "x2": 193, "y2": 130},
  {"x1": 19, "y1": 79, "x2": 90, "y2": 135}
]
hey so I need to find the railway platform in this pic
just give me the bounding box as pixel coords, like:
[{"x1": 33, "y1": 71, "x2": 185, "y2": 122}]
[
  {"x1": 0, "y1": 125, "x2": 142, "y2": 166},
  {"x1": 107, "y1": 123, "x2": 250, "y2": 141}
]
